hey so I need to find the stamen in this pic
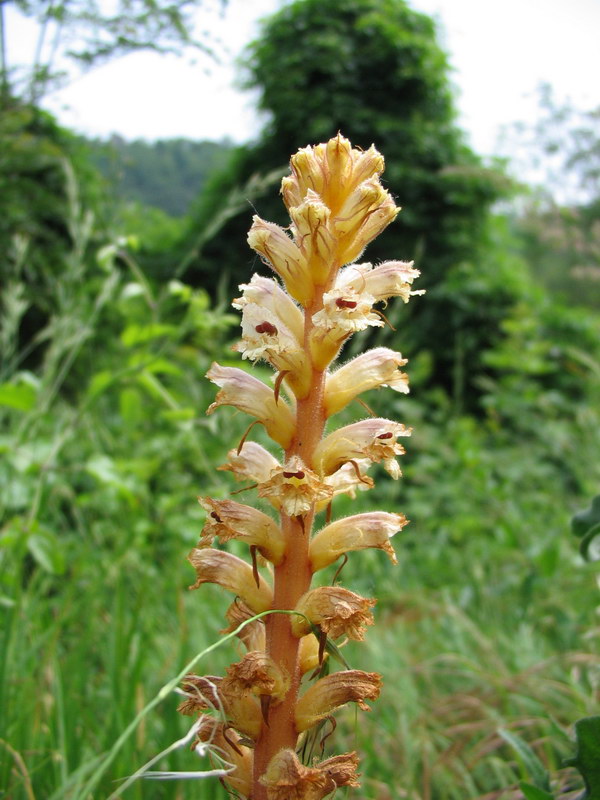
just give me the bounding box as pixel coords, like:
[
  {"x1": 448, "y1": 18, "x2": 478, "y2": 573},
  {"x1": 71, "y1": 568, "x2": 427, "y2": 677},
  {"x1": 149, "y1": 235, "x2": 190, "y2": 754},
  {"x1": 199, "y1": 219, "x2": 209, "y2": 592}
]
[
  {"x1": 373, "y1": 307, "x2": 396, "y2": 331},
  {"x1": 335, "y1": 298, "x2": 358, "y2": 310},
  {"x1": 273, "y1": 369, "x2": 290, "y2": 405},
  {"x1": 230, "y1": 483, "x2": 258, "y2": 495},
  {"x1": 255, "y1": 321, "x2": 278, "y2": 335},
  {"x1": 348, "y1": 459, "x2": 372, "y2": 485},
  {"x1": 250, "y1": 545, "x2": 260, "y2": 589}
]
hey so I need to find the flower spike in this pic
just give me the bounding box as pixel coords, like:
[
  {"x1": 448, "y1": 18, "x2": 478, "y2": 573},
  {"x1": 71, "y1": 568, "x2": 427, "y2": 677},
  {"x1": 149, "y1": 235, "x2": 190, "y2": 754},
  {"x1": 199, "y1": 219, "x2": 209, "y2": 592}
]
[{"x1": 182, "y1": 134, "x2": 422, "y2": 799}]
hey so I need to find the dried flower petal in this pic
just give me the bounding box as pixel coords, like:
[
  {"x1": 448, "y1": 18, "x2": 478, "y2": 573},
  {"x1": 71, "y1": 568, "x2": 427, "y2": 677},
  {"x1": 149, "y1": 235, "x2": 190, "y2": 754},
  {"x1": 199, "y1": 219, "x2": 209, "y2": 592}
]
[
  {"x1": 260, "y1": 749, "x2": 334, "y2": 800},
  {"x1": 222, "y1": 599, "x2": 266, "y2": 652},
  {"x1": 309, "y1": 512, "x2": 408, "y2": 571},
  {"x1": 198, "y1": 497, "x2": 285, "y2": 565},
  {"x1": 292, "y1": 586, "x2": 376, "y2": 640},
  {"x1": 258, "y1": 455, "x2": 334, "y2": 516},
  {"x1": 180, "y1": 674, "x2": 262, "y2": 739},
  {"x1": 325, "y1": 348, "x2": 409, "y2": 416},
  {"x1": 224, "y1": 652, "x2": 290, "y2": 700},
  {"x1": 295, "y1": 670, "x2": 382, "y2": 732},
  {"x1": 194, "y1": 716, "x2": 252, "y2": 797},
  {"x1": 188, "y1": 548, "x2": 273, "y2": 613},
  {"x1": 319, "y1": 752, "x2": 360, "y2": 788},
  {"x1": 207, "y1": 363, "x2": 295, "y2": 449}
]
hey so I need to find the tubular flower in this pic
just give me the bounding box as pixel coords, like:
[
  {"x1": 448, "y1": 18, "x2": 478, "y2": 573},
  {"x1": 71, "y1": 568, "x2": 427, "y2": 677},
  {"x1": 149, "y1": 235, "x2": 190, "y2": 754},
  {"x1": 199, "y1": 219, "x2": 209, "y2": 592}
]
[
  {"x1": 222, "y1": 599, "x2": 266, "y2": 653},
  {"x1": 324, "y1": 347, "x2": 409, "y2": 416},
  {"x1": 188, "y1": 548, "x2": 273, "y2": 613},
  {"x1": 207, "y1": 363, "x2": 295, "y2": 449},
  {"x1": 295, "y1": 670, "x2": 382, "y2": 732},
  {"x1": 309, "y1": 511, "x2": 408, "y2": 571},
  {"x1": 233, "y1": 302, "x2": 311, "y2": 398},
  {"x1": 197, "y1": 497, "x2": 285, "y2": 565},
  {"x1": 182, "y1": 134, "x2": 422, "y2": 799},
  {"x1": 179, "y1": 674, "x2": 263, "y2": 739},
  {"x1": 224, "y1": 652, "x2": 290, "y2": 701},
  {"x1": 195, "y1": 716, "x2": 253, "y2": 798},
  {"x1": 337, "y1": 259, "x2": 423, "y2": 303},
  {"x1": 247, "y1": 217, "x2": 313, "y2": 306},
  {"x1": 314, "y1": 417, "x2": 412, "y2": 479},
  {"x1": 233, "y1": 274, "x2": 304, "y2": 342}
]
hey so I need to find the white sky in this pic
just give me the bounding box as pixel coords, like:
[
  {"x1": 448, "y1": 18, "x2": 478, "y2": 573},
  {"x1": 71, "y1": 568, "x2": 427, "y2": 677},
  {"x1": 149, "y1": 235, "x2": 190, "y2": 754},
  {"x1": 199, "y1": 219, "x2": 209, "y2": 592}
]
[{"x1": 6, "y1": 0, "x2": 600, "y2": 159}]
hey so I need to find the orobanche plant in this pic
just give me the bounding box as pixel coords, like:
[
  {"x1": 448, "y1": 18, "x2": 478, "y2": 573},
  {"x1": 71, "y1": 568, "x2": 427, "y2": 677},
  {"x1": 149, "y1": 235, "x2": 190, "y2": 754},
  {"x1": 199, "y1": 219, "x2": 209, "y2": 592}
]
[{"x1": 181, "y1": 134, "x2": 422, "y2": 799}]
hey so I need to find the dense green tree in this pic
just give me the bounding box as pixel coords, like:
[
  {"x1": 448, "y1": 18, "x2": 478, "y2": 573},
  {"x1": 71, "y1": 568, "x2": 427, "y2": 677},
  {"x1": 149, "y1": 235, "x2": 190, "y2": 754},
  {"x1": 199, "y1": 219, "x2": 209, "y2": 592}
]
[{"x1": 185, "y1": 0, "x2": 521, "y2": 406}]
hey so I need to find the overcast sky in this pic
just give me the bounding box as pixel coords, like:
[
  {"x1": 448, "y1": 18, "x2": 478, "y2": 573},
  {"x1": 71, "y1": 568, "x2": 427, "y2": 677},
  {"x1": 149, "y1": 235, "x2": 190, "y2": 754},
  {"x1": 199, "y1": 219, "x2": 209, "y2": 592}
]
[{"x1": 7, "y1": 0, "x2": 600, "y2": 160}]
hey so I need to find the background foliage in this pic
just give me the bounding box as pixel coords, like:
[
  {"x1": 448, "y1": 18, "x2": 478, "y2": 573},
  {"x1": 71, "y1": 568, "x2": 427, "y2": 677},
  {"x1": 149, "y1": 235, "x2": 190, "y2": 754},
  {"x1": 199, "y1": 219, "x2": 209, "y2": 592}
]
[{"x1": 1, "y1": 0, "x2": 599, "y2": 798}]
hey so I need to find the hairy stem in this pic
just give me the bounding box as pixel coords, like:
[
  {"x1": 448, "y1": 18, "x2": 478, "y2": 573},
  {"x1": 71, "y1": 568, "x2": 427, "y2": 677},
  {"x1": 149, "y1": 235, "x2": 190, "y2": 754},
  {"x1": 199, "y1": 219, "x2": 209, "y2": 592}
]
[{"x1": 252, "y1": 300, "x2": 328, "y2": 798}]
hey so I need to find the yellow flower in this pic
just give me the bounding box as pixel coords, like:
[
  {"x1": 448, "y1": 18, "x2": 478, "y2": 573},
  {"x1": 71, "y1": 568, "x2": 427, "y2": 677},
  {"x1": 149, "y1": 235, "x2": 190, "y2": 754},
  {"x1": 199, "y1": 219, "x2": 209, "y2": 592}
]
[
  {"x1": 324, "y1": 347, "x2": 409, "y2": 416},
  {"x1": 314, "y1": 417, "x2": 411, "y2": 479},
  {"x1": 247, "y1": 217, "x2": 313, "y2": 306},
  {"x1": 206, "y1": 363, "x2": 295, "y2": 449},
  {"x1": 309, "y1": 511, "x2": 408, "y2": 571}
]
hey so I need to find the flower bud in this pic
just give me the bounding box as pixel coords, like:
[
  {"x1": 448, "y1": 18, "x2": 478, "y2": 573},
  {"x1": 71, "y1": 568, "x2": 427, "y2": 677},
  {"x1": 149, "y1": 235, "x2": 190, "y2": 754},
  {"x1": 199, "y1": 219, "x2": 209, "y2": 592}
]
[
  {"x1": 247, "y1": 217, "x2": 313, "y2": 305},
  {"x1": 289, "y1": 190, "x2": 336, "y2": 285}
]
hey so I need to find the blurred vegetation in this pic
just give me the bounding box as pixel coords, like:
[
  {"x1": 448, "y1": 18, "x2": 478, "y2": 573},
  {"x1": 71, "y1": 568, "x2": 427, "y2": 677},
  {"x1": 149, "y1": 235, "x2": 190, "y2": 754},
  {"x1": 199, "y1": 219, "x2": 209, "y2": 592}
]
[
  {"x1": 1, "y1": 0, "x2": 599, "y2": 798},
  {"x1": 86, "y1": 136, "x2": 233, "y2": 217}
]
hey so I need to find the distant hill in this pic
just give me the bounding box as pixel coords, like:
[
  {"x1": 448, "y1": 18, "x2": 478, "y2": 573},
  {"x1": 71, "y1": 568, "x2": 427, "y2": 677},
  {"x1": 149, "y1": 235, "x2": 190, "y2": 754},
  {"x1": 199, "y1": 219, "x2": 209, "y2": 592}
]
[{"x1": 85, "y1": 136, "x2": 234, "y2": 217}]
